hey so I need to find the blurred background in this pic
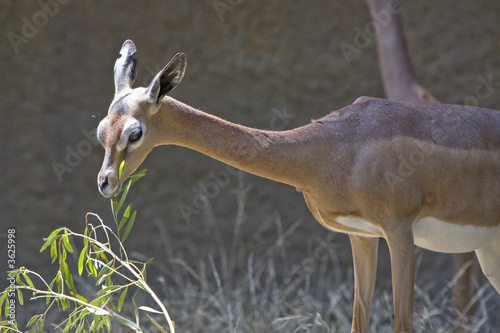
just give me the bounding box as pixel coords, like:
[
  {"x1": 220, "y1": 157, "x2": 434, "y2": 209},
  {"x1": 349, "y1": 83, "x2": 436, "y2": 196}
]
[{"x1": 1, "y1": 0, "x2": 500, "y2": 331}]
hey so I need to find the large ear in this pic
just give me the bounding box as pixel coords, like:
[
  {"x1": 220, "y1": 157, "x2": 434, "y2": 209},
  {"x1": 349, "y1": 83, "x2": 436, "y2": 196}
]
[
  {"x1": 114, "y1": 40, "x2": 138, "y2": 95},
  {"x1": 146, "y1": 53, "x2": 187, "y2": 104}
]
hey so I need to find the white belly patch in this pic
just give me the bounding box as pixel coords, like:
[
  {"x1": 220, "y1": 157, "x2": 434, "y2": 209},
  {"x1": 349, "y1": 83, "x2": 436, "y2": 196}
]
[
  {"x1": 335, "y1": 216, "x2": 382, "y2": 237},
  {"x1": 412, "y1": 217, "x2": 500, "y2": 253}
]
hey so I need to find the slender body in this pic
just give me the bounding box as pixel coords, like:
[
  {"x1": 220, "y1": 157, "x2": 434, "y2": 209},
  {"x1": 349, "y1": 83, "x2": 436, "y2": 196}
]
[{"x1": 97, "y1": 40, "x2": 500, "y2": 333}]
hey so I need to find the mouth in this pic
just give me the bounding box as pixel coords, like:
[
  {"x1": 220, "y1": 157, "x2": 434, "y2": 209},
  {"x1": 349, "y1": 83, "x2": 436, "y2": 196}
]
[
  {"x1": 100, "y1": 187, "x2": 117, "y2": 199},
  {"x1": 102, "y1": 189, "x2": 117, "y2": 199}
]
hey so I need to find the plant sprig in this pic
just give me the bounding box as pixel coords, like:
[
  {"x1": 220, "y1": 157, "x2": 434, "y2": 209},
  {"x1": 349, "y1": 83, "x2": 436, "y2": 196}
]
[
  {"x1": 0, "y1": 164, "x2": 175, "y2": 333},
  {"x1": 110, "y1": 162, "x2": 147, "y2": 243}
]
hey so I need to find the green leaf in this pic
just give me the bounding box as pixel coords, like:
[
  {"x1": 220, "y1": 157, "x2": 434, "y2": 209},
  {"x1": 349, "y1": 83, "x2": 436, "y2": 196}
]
[
  {"x1": 142, "y1": 265, "x2": 147, "y2": 282},
  {"x1": 78, "y1": 246, "x2": 87, "y2": 276},
  {"x1": 118, "y1": 204, "x2": 132, "y2": 231},
  {"x1": 22, "y1": 273, "x2": 35, "y2": 289},
  {"x1": 17, "y1": 289, "x2": 23, "y2": 306},
  {"x1": 48, "y1": 276, "x2": 56, "y2": 290},
  {"x1": 94, "y1": 314, "x2": 109, "y2": 331},
  {"x1": 145, "y1": 313, "x2": 165, "y2": 331},
  {"x1": 99, "y1": 251, "x2": 109, "y2": 263},
  {"x1": 47, "y1": 277, "x2": 56, "y2": 304},
  {"x1": 91, "y1": 314, "x2": 108, "y2": 331},
  {"x1": 76, "y1": 321, "x2": 85, "y2": 332},
  {"x1": 110, "y1": 198, "x2": 118, "y2": 224},
  {"x1": 88, "y1": 259, "x2": 98, "y2": 277},
  {"x1": 30, "y1": 319, "x2": 44, "y2": 333},
  {"x1": 62, "y1": 262, "x2": 76, "y2": 295},
  {"x1": 61, "y1": 246, "x2": 67, "y2": 262},
  {"x1": 86, "y1": 306, "x2": 109, "y2": 316},
  {"x1": 56, "y1": 271, "x2": 64, "y2": 293},
  {"x1": 109, "y1": 311, "x2": 142, "y2": 331},
  {"x1": 96, "y1": 285, "x2": 120, "y2": 295},
  {"x1": 39, "y1": 238, "x2": 54, "y2": 253},
  {"x1": 40, "y1": 228, "x2": 64, "y2": 252},
  {"x1": 129, "y1": 169, "x2": 147, "y2": 186},
  {"x1": 26, "y1": 314, "x2": 42, "y2": 327},
  {"x1": 138, "y1": 305, "x2": 163, "y2": 314},
  {"x1": 132, "y1": 297, "x2": 140, "y2": 327},
  {"x1": 83, "y1": 229, "x2": 89, "y2": 251},
  {"x1": 121, "y1": 210, "x2": 136, "y2": 243},
  {"x1": 60, "y1": 297, "x2": 70, "y2": 311},
  {"x1": 75, "y1": 293, "x2": 88, "y2": 303},
  {"x1": 0, "y1": 290, "x2": 6, "y2": 303},
  {"x1": 106, "y1": 295, "x2": 116, "y2": 311},
  {"x1": 15, "y1": 274, "x2": 24, "y2": 286},
  {"x1": 50, "y1": 241, "x2": 58, "y2": 263},
  {"x1": 62, "y1": 319, "x2": 72, "y2": 333},
  {"x1": 0, "y1": 292, "x2": 7, "y2": 317},
  {"x1": 118, "y1": 287, "x2": 128, "y2": 312},
  {"x1": 116, "y1": 180, "x2": 132, "y2": 213},
  {"x1": 97, "y1": 261, "x2": 112, "y2": 279},
  {"x1": 91, "y1": 243, "x2": 103, "y2": 258},
  {"x1": 62, "y1": 234, "x2": 73, "y2": 254},
  {"x1": 75, "y1": 307, "x2": 90, "y2": 324},
  {"x1": 96, "y1": 268, "x2": 112, "y2": 286},
  {"x1": 118, "y1": 160, "x2": 125, "y2": 181}
]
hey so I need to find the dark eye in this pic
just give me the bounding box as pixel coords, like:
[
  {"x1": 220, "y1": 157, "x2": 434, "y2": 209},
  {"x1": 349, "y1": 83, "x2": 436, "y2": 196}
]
[{"x1": 129, "y1": 128, "x2": 142, "y2": 143}]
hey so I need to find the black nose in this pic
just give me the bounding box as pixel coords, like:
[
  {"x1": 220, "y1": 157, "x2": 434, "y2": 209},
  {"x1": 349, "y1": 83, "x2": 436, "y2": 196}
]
[{"x1": 99, "y1": 175, "x2": 109, "y2": 191}]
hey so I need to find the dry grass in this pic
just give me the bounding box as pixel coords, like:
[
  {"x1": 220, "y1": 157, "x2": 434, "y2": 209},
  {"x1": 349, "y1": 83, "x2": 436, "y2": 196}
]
[
  {"x1": 136, "y1": 235, "x2": 498, "y2": 332},
  {"x1": 124, "y1": 182, "x2": 500, "y2": 333}
]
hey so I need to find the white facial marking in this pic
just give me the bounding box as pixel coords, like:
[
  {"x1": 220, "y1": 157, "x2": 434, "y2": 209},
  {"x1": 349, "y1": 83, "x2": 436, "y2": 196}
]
[
  {"x1": 118, "y1": 118, "x2": 145, "y2": 151},
  {"x1": 96, "y1": 119, "x2": 108, "y2": 145}
]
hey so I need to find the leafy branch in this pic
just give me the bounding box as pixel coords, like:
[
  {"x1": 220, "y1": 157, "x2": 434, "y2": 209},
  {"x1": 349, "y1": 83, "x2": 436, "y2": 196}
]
[{"x1": 0, "y1": 163, "x2": 175, "y2": 332}]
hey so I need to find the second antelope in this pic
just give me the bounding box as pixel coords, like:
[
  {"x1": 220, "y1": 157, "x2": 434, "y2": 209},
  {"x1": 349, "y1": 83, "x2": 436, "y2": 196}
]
[{"x1": 97, "y1": 40, "x2": 500, "y2": 333}]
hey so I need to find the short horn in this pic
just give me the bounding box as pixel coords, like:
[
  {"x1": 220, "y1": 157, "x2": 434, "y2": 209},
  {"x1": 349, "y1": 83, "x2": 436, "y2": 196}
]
[{"x1": 114, "y1": 39, "x2": 138, "y2": 95}]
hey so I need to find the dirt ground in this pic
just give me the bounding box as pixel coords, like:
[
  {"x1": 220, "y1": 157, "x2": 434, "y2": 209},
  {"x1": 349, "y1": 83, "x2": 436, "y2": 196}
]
[{"x1": 1, "y1": 0, "x2": 500, "y2": 330}]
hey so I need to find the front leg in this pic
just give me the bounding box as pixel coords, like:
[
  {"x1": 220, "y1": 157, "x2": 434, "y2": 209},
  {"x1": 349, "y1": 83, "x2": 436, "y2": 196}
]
[
  {"x1": 386, "y1": 229, "x2": 415, "y2": 333},
  {"x1": 349, "y1": 235, "x2": 379, "y2": 333}
]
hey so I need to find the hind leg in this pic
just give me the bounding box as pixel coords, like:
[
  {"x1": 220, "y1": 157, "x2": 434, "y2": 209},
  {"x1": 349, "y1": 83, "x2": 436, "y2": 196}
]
[{"x1": 475, "y1": 237, "x2": 500, "y2": 293}]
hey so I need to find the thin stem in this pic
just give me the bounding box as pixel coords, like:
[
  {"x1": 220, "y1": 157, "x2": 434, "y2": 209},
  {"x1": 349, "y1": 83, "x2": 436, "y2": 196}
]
[
  {"x1": 20, "y1": 286, "x2": 109, "y2": 315},
  {"x1": 138, "y1": 279, "x2": 176, "y2": 333},
  {"x1": 0, "y1": 326, "x2": 23, "y2": 333}
]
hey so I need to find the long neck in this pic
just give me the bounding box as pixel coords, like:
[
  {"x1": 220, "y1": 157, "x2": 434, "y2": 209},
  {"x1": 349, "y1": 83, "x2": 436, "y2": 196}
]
[
  {"x1": 152, "y1": 96, "x2": 313, "y2": 188},
  {"x1": 365, "y1": 0, "x2": 436, "y2": 102}
]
